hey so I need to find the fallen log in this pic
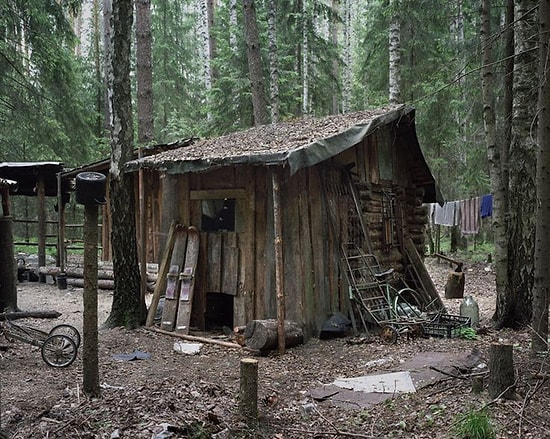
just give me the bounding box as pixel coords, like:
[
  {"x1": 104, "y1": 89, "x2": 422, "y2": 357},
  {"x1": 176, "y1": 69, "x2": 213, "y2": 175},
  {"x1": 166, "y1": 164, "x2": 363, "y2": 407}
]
[
  {"x1": 66, "y1": 278, "x2": 154, "y2": 292},
  {"x1": 0, "y1": 310, "x2": 61, "y2": 321},
  {"x1": 146, "y1": 326, "x2": 243, "y2": 349},
  {"x1": 244, "y1": 319, "x2": 303, "y2": 351}
]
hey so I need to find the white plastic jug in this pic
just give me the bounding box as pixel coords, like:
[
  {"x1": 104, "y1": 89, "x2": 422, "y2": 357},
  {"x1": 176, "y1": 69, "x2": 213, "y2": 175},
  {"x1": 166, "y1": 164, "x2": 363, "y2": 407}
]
[{"x1": 460, "y1": 295, "x2": 480, "y2": 327}]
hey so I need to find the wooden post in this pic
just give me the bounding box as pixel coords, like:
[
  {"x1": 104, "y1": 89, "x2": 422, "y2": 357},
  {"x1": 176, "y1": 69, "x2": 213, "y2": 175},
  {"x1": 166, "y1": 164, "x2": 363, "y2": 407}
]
[
  {"x1": 36, "y1": 174, "x2": 46, "y2": 283},
  {"x1": 138, "y1": 148, "x2": 148, "y2": 311},
  {"x1": 271, "y1": 169, "x2": 285, "y2": 355},
  {"x1": 488, "y1": 343, "x2": 515, "y2": 399},
  {"x1": 57, "y1": 172, "x2": 66, "y2": 272},
  {"x1": 0, "y1": 216, "x2": 17, "y2": 312},
  {"x1": 82, "y1": 204, "x2": 100, "y2": 396},
  {"x1": 239, "y1": 358, "x2": 258, "y2": 425}
]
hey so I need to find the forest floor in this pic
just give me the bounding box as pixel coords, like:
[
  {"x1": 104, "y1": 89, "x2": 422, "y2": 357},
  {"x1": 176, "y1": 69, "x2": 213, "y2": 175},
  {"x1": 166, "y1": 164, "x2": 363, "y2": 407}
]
[{"x1": 1, "y1": 257, "x2": 549, "y2": 439}]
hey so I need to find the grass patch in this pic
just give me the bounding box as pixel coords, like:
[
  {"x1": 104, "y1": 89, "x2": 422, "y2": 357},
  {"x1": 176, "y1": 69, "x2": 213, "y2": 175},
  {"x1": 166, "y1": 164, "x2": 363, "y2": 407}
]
[{"x1": 452, "y1": 408, "x2": 495, "y2": 439}]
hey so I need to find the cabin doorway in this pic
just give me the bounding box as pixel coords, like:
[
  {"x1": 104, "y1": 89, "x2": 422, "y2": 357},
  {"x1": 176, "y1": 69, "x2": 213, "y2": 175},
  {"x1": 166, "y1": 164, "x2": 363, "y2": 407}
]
[{"x1": 205, "y1": 292, "x2": 234, "y2": 330}]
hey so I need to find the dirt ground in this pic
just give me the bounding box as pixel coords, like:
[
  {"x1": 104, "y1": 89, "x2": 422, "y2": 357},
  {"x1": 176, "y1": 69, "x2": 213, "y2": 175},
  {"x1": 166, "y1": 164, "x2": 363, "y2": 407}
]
[{"x1": 1, "y1": 258, "x2": 549, "y2": 439}]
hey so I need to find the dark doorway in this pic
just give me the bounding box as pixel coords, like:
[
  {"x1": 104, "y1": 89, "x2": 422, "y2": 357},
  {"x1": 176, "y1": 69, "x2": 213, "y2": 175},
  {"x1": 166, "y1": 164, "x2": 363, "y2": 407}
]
[{"x1": 204, "y1": 292, "x2": 234, "y2": 330}]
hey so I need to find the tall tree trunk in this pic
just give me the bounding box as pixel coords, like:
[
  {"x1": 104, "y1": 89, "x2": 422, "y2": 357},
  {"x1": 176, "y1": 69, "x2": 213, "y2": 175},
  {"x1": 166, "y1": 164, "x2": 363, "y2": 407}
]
[
  {"x1": 105, "y1": 0, "x2": 144, "y2": 329},
  {"x1": 498, "y1": 0, "x2": 538, "y2": 328},
  {"x1": 301, "y1": 0, "x2": 309, "y2": 115},
  {"x1": 135, "y1": 0, "x2": 154, "y2": 145},
  {"x1": 342, "y1": 0, "x2": 351, "y2": 113},
  {"x1": 92, "y1": 0, "x2": 103, "y2": 139},
  {"x1": 243, "y1": 0, "x2": 268, "y2": 125},
  {"x1": 198, "y1": 0, "x2": 212, "y2": 120},
  {"x1": 330, "y1": 0, "x2": 340, "y2": 114},
  {"x1": 268, "y1": 0, "x2": 279, "y2": 123},
  {"x1": 102, "y1": 0, "x2": 113, "y2": 135},
  {"x1": 532, "y1": 0, "x2": 550, "y2": 354},
  {"x1": 135, "y1": 0, "x2": 154, "y2": 314},
  {"x1": 492, "y1": 0, "x2": 513, "y2": 326},
  {"x1": 388, "y1": 0, "x2": 401, "y2": 104},
  {"x1": 481, "y1": 0, "x2": 511, "y2": 333}
]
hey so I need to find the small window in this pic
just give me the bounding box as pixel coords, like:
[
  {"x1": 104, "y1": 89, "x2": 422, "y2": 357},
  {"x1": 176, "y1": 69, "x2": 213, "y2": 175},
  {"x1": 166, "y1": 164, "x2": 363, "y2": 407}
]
[{"x1": 201, "y1": 198, "x2": 235, "y2": 232}]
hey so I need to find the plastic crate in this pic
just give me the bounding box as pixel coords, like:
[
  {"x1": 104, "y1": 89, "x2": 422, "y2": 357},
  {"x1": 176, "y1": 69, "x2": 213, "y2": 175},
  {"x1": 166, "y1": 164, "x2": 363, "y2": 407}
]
[{"x1": 422, "y1": 313, "x2": 471, "y2": 338}]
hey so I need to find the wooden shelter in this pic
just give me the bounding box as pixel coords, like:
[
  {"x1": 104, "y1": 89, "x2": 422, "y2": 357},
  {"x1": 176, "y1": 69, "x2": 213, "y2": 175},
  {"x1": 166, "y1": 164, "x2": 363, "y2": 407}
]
[{"x1": 126, "y1": 105, "x2": 443, "y2": 337}]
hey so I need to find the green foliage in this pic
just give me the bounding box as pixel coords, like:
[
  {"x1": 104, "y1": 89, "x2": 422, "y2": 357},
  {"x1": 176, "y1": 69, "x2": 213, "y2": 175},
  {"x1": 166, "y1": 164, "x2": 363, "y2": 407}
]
[
  {"x1": 453, "y1": 408, "x2": 496, "y2": 439},
  {"x1": 0, "y1": 0, "x2": 96, "y2": 165},
  {"x1": 458, "y1": 327, "x2": 479, "y2": 340}
]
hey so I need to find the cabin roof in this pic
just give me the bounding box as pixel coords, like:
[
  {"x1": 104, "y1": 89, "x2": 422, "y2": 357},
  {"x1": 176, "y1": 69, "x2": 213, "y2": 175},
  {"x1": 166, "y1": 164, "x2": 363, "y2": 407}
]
[
  {"x1": 0, "y1": 161, "x2": 66, "y2": 196},
  {"x1": 127, "y1": 105, "x2": 412, "y2": 175}
]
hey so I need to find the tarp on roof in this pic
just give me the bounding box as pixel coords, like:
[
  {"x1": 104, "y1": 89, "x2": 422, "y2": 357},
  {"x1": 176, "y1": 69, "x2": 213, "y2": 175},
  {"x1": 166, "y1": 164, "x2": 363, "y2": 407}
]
[
  {"x1": 126, "y1": 105, "x2": 407, "y2": 176},
  {"x1": 125, "y1": 105, "x2": 443, "y2": 203}
]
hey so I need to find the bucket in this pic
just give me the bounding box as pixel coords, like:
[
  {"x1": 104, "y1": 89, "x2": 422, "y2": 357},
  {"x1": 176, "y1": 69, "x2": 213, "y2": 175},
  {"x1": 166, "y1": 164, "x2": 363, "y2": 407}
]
[{"x1": 57, "y1": 272, "x2": 67, "y2": 290}]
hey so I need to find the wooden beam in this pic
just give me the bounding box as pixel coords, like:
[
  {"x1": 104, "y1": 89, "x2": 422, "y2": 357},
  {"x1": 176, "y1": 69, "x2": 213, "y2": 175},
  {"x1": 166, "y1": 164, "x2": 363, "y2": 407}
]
[{"x1": 190, "y1": 189, "x2": 247, "y2": 200}]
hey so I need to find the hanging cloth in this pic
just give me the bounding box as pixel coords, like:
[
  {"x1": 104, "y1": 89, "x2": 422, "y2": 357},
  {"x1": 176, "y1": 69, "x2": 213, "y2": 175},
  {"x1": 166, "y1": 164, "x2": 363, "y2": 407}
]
[
  {"x1": 433, "y1": 201, "x2": 460, "y2": 226},
  {"x1": 480, "y1": 194, "x2": 493, "y2": 218},
  {"x1": 460, "y1": 197, "x2": 481, "y2": 235}
]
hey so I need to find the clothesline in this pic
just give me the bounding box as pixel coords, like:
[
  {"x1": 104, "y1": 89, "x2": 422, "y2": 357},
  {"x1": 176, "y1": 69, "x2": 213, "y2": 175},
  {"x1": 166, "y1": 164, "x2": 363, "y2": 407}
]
[{"x1": 427, "y1": 194, "x2": 493, "y2": 235}]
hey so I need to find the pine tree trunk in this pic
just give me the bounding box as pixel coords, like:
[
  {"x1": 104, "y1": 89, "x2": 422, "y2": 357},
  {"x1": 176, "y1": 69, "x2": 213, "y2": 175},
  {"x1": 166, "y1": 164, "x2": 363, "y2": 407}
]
[
  {"x1": 532, "y1": 0, "x2": 550, "y2": 354},
  {"x1": 301, "y1": 0, "x2": 309, "y2": 115},
  {"x1": 135, "y1": 0, "x2": 154, "y2": 145},
  {"x1": 105, "y1": 0, "x2": 145, "y2": 329},
  {"x1": 243, "y1": 0, "x2": 268, "y2": 125},
  {"x1": 498, "y1": 0, "x2": 538, "y2": 328},
  {"x1": 330, "y1": 0, "x2": 340, "y2": 114},
  {"x1": 481, "y1": 0, "x2": 512, "y2": 332}
]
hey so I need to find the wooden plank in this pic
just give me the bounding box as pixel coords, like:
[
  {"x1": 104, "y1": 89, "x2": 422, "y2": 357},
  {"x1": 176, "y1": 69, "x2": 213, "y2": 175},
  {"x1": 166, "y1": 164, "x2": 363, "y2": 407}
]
[
  {"x1": 254, "y1": 169, "x2": 267, "y2": 319},
  {"x1": 298, "y1": 170, "x2": 315, "y2": 337},
  {"x1": 192, "y1": 231, "x2": 209, "y2": 330},
  {"x1": 160, "y1": 226, "x2": 188, "y2": 331},
  {"x1": 175, "y1": 226, "x2": 200, "y2": 334},
  {"x1": 222, "y1": 232, "x2": 239, "y2": 295},
  {"x1": 206, "y1": 233, "x2": 222, "y2": 291},
  {"x1": 404, "y1": 237, "x2": 445, "y2": 311},
  {"x1": 310, "y1": 167, "x2": 328, "y2": 333},
  {"x1": 146, "y1": 220, "x2": 177, "y2": 326},
  {"x1": 235, "y1": 167, "x2": 256, "y2": 326}
]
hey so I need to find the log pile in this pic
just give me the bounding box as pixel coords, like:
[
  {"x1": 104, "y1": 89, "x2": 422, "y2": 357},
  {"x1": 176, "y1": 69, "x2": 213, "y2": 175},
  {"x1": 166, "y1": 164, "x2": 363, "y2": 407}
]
[{"x1": 38, "y1": 263, "x2": 158, "y2": 291}]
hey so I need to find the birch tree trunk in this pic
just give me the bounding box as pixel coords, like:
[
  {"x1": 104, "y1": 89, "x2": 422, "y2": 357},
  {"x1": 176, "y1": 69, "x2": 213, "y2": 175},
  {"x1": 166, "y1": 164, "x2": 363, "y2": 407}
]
[
  {"x1": 92, "y1": 0, "x2": 103, "y2": 138},
  {"x1": 198, "y1": 0, "x2": 212, "y2": 120},
  {"x1": 497, "y1": 0, "x2": 538, "y2": 328},
  {"x1": 302, "y1": 0, "x2": 309, "y2": 115},
  {"x1": 243, "y1": 0, "x2": 268, "y2": 125},
  {"x1": 230, "y1": 0, "x2": 238, "y2": 49},
  {"x1": 388, "y1": 0, "x2": 401, "y2": 104},
  {"x1": 268, "y1": 0, "x2": 279, "y2": 123},
  {"x1": 342, "y1": 0, "x2": 351, "y2": 113},
  {"x1": 532, "y1": 0, "x2": 550, "y2": 354},
  {"x1": 104, "y1": 0, "x2": 145, "y2": 329},
  {"x1": 102, "y1": 0, "x2": 113, "y2": 134},
  {"x1": 330, "y1": 0, "x2": 340, "y2": 114}
]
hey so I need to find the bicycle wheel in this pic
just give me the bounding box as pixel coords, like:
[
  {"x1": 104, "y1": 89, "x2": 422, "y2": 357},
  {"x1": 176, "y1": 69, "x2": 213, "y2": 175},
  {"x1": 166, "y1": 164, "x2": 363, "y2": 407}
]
[
  {"x1": 41, "y1": 334, "x2": 77, "y2": 367},
  {"x1": 49, "y1": 324, "x2": 81, "y2": 349}
]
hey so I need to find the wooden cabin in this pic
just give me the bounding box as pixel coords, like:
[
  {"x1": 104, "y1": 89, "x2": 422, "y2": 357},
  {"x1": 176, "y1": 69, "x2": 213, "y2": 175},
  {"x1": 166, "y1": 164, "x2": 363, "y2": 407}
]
[{"x1": 125, "y1": 105, "x2": 443, "y2": 338}]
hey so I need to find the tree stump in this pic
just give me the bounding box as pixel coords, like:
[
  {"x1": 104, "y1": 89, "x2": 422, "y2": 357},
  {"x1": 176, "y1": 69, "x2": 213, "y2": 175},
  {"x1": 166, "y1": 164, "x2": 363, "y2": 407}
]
[
  {"x1": 488, "y1": 343, "x2": 515, "y2": 399},
  {"x1": 239, "y1": 358, "x2": 258, "y2": 425},
  {"x1": 243, "y1": 319, "x2": 303, "y2": 351}
]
